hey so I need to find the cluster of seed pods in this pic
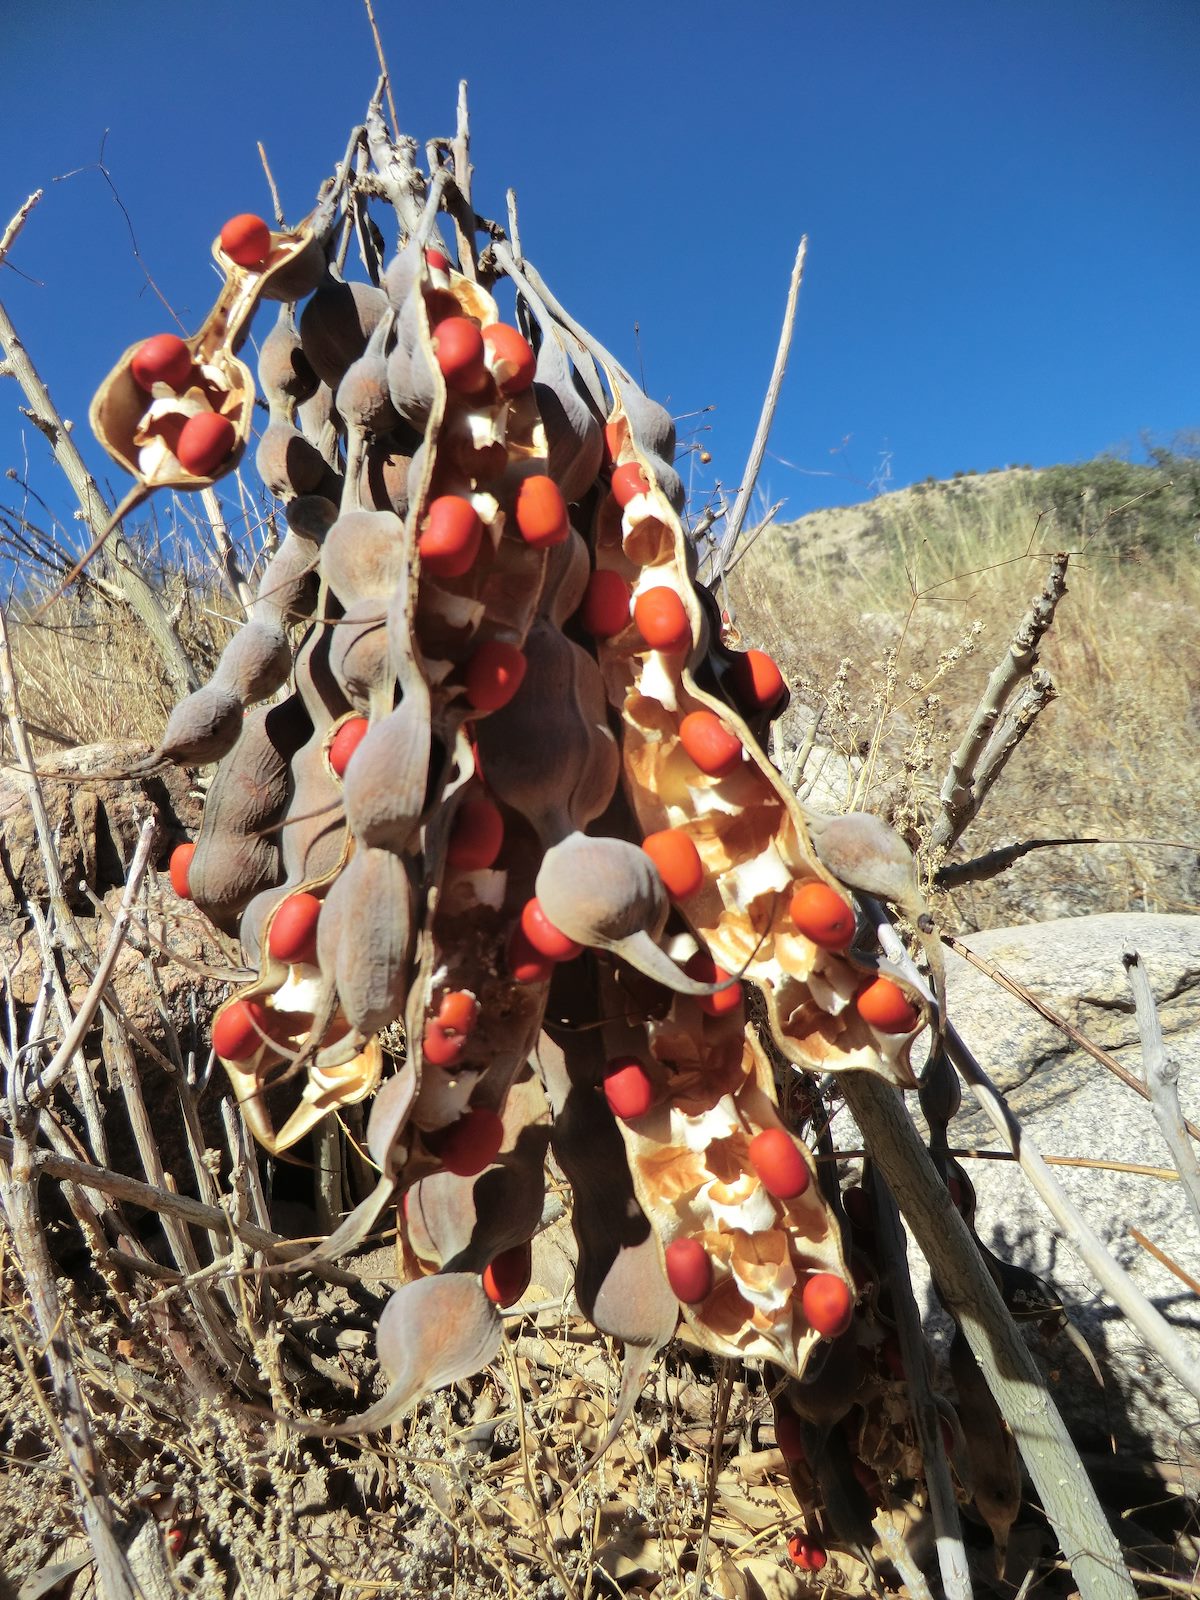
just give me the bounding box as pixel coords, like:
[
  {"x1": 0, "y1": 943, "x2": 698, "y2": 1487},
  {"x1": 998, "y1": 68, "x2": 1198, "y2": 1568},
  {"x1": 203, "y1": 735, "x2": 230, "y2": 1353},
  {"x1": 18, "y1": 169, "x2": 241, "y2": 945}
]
[{"x1": 94, "y1": 183, "x2": 939, "y2": 1478}]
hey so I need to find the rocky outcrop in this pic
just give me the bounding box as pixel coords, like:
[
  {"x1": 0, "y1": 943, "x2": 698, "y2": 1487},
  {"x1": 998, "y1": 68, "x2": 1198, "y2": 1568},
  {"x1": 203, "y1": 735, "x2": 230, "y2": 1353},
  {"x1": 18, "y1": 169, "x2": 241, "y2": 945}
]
[{"x1": 934, "y1": 913, "x2": 1200, "y2": 1461}]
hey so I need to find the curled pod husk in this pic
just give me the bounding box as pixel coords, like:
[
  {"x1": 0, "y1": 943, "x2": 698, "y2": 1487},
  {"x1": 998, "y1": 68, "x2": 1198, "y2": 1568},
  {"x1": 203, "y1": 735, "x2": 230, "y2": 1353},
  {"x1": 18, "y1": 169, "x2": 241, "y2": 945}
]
[
  {"x1": 604, "y1": 972, "x2": 852, "y2": 1376},
  {"x1": 255, "y1": 422, "x2": 328, "y2": 498},
  {"x1": 299, "y1": 278, "x2": 389, "y2": 389},
  {"x1": 258, "y1": 311, "x2": 319, "y2": 409},
  {"x1": 92, "y1": 213, "x2": 323, "y2": 497},
  {"x1": 517, "y1": 287, "x2": 605, "y2": 504},
  {"x1": 590, "y1": 381, "x2": 923, "y2": 1086},
  {"x1": 188, "y1": 699, "x2": 310, "y2": 931}
]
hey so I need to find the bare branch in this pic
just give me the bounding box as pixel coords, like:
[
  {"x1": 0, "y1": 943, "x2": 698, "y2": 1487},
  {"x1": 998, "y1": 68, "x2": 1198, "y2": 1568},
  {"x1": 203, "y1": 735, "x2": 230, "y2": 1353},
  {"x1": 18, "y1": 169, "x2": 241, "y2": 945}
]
[
  {"x1": 713, "y1": 237, "x2": 807, "y2": 577},
  {"x1": 945, "y1": 1021, "x2": 1200, "y2": 1405},
  {"x1": 1123, "y1": 946, "x2": 1200, "y2": 1241},
  {"x1": 929, "y1": 551, "x2": 1068, "y2": 853},
  {"x1": 0, "y1": 188, "x2": 44, "y2": 267}
]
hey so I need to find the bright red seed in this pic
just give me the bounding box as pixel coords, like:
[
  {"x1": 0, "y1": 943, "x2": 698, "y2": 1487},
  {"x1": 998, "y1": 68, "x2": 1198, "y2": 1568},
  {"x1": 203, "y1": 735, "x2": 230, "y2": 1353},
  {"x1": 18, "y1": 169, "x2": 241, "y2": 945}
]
[
  {"x1": 602, "y1": 421, "x2": 623, "y2": 465},
  {"x1": 212, "y1": 998, "x2": 272, "y2": 1062},
  {"x1": 801, "y1": 1272, "x2": 854, "y2": 1338},
  {"x1": 642, "y1": 829, "x2": 703, "y2": 900},
  {"x1": 507, "y1": 927, "x2": 555, "y2": 985},
  {"x1": 328, "y1": 716, "x2": 369, "y2": 778},
  {"x1": 665, "y1": 1237, "x2": 712, "y2": 1303},
  {"x1": 419, "y1": 495, "x2": 484, "y2": 578},
  {"x1": 855, "y1": 976, "x2": 920, "y2": 1033},
  {"x1": 433, "y1": 316, "x2": 488, "y2": 394},
  {"x1": 577, "y1": 569, "x2": 631, "y2": 638},
  {"x1": 684, "y1": 951, "x2": 743, "y2": 1017},
  {"x1": 610, "y1": 460, "x2": 650, "y2": 506},
  {"x1": 437, "y1": 990, "x2": 479, "y2": 1036},
  {"x1": 519, "y1": 898, "x2": 582, "y2": 961},
  {"x1": 219, "y1": 213, "x2": 272, "y2": 269},
  {"x1": 168, "y1": 842, "x2": 195, "y2": 899},
  {"x1": 422, "y1": 1020, "x2": 465, "y2": 1069},
  {"x1": 602, "y1": 1057, "x2": 655, "y2": 1120},
  {"x1": 678, "y1": 711, "x2": 742, "y2": 777},
  {"x1": 176, "y1": 412, "x2": 236, "y2": 477},
  {"x1": 482, "y1": 323, "x2": 536, "y2": 395},
  {"x1": 465, "y1": 640, "x2": 526, "y2": 711},
  {"x1": 267, "y1": 892, "x2": 322, "y2": 966},
  {"x1": 789, "y1": 881, "x2": 856, "y2": 949},
  {"x1": 131, "y1": 334, "x2": 193, "y2": 393},
  {"x1": 424, "y1": 247, "x2": 451, "y2": 273},
  {"x1": 841, "y1": 1184, "x2": 874, "y2": 1231},
  {"x1": 633, "y1": 587, "x2": 691, "y2": 652},
  {"x1": 775, "y1": 1408, "x2": 806, "y2": 1462},
  {"x1": 514, "y1": 474, "x2": 569, "y2": 548},
  {"x1": 433, "y1": 1108, "x2": 504, "y2": 1177},
  {"x1": 748, "y1": 1128, "x2": 811, "y2": 1200},
  {"x1": 787, "y1": 1535, "x2": 828, "y2": 1572},
  {"x1": 483, "y1": 1240, "x2": 532, "y2": 1306},
  {"x1": 446, "y1": 795, "x2": 504, "y2": 870},
  {"x1": 729, "y1": 648, "x2": 786, "y2": 712}
]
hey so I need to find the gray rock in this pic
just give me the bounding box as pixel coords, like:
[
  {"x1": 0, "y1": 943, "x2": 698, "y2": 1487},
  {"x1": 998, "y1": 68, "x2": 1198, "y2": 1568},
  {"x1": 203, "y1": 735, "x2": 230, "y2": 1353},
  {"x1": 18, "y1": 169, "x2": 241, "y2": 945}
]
[{"x1": 923, "y1": 913, "x2": 1200, "y2": 1463}]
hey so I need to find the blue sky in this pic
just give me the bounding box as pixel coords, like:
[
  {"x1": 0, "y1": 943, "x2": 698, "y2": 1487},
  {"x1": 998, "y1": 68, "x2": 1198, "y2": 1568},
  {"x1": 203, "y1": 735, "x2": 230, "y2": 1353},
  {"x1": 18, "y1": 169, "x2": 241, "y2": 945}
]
[{"x1": 1, "y1": 0, "x2": 1197, "y2": 540}]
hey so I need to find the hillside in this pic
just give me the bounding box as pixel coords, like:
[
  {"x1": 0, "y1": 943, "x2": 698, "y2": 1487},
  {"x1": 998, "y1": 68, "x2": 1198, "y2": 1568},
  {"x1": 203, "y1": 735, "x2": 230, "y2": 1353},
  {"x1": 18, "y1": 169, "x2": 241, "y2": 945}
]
[{"x1": 727, "y1": 451, "x2": 1200, "y2": 931}]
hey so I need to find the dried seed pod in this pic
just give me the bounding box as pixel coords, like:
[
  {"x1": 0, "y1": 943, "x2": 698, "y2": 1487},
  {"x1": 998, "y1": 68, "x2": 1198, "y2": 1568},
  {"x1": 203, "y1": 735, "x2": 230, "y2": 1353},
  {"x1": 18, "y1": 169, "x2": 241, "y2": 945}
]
[
  {"x1": 286, "y1": 494, "x2": 339, "y2": 542},
  {"x1": 327, "y1": 599, "x2": 390, "y2": 710},
  {"x1": 209, "y1": 620, "x2": 292, "y2": 704},
  {"x1": 341, "y1": 697, "x2": 430, "y2": 852},
  {"x1": 255, "y1": 422, "x2": 327, "y2": 498},
  {"x1": 187, "y1": 700, "x2": 308, "y2": 930},
  {"x1": 251, "y1": 534, "x2": 320, "y2": 629},
  {"x1": 321, "y1": 509, "x2": 407, "y2": 606},
  {"x1": 474, "y1": 620, "x2": 617, "y2": 844},
  {"x1": 325, "y1": 847, "x2": 414, "y2": 1035},
  {"x1": 158, "y1": 683, "x2": 244, "y2": 765},
  {"x1": 336, "y1": 350, "x2": 400, "y2": 435},
  {"x1": 258, "y1": 311, "x2": 319, "y2": 407},
  {"x1": 299, "y1": 279, "x2": 389, "y2": 388}
]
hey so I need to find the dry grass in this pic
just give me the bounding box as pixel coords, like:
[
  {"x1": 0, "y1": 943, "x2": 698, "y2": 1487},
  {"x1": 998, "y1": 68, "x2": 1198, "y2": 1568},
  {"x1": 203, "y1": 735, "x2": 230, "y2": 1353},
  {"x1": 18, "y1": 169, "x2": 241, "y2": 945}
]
[{"x1": 730, "y1": 466, "x2": 1200, "y2": 931}]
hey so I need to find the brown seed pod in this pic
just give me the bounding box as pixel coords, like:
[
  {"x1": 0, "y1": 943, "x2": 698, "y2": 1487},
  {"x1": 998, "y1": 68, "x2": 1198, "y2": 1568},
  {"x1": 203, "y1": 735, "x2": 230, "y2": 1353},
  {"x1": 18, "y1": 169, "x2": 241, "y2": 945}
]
[
  {"x1": 330, "y1": 847, "x2": 414, "y2": 1035},
  {"x1": 255, "y1": 422, "x2": 328, "y2": 498},
  {"x1": 210, "y1": 620, "x2": 292, "y2": 704},
  {"x1": 258, "y1": 312, "x2": 319, "y2": 408},
  {"x1": 251, "y1": 534, "x2": 320, "y2": 629},
  {"x1": 158, "y1": 683, "x2": 244, "y2": 766},
  {"x1": 320, "y1": 509, "x2": 408, "y2": 606},
  {"x1": 474, "y1": 620, "x2": 617, "y2": 844},
  {"x1": 187, "y1": 699, "x2": 308, "y2": 930},
  {"x1": 327, "y1": 599, "x2": 390, "y2": 710},
  {"x1": 341, "y1": 697, "x2": 430, "y2": 852},
  {"x1": 299, "y1": 279, "x2": 389, "y2": 389},
  {"x1": 336, "y1": 351, "x2": 401, "y2": 435}
]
